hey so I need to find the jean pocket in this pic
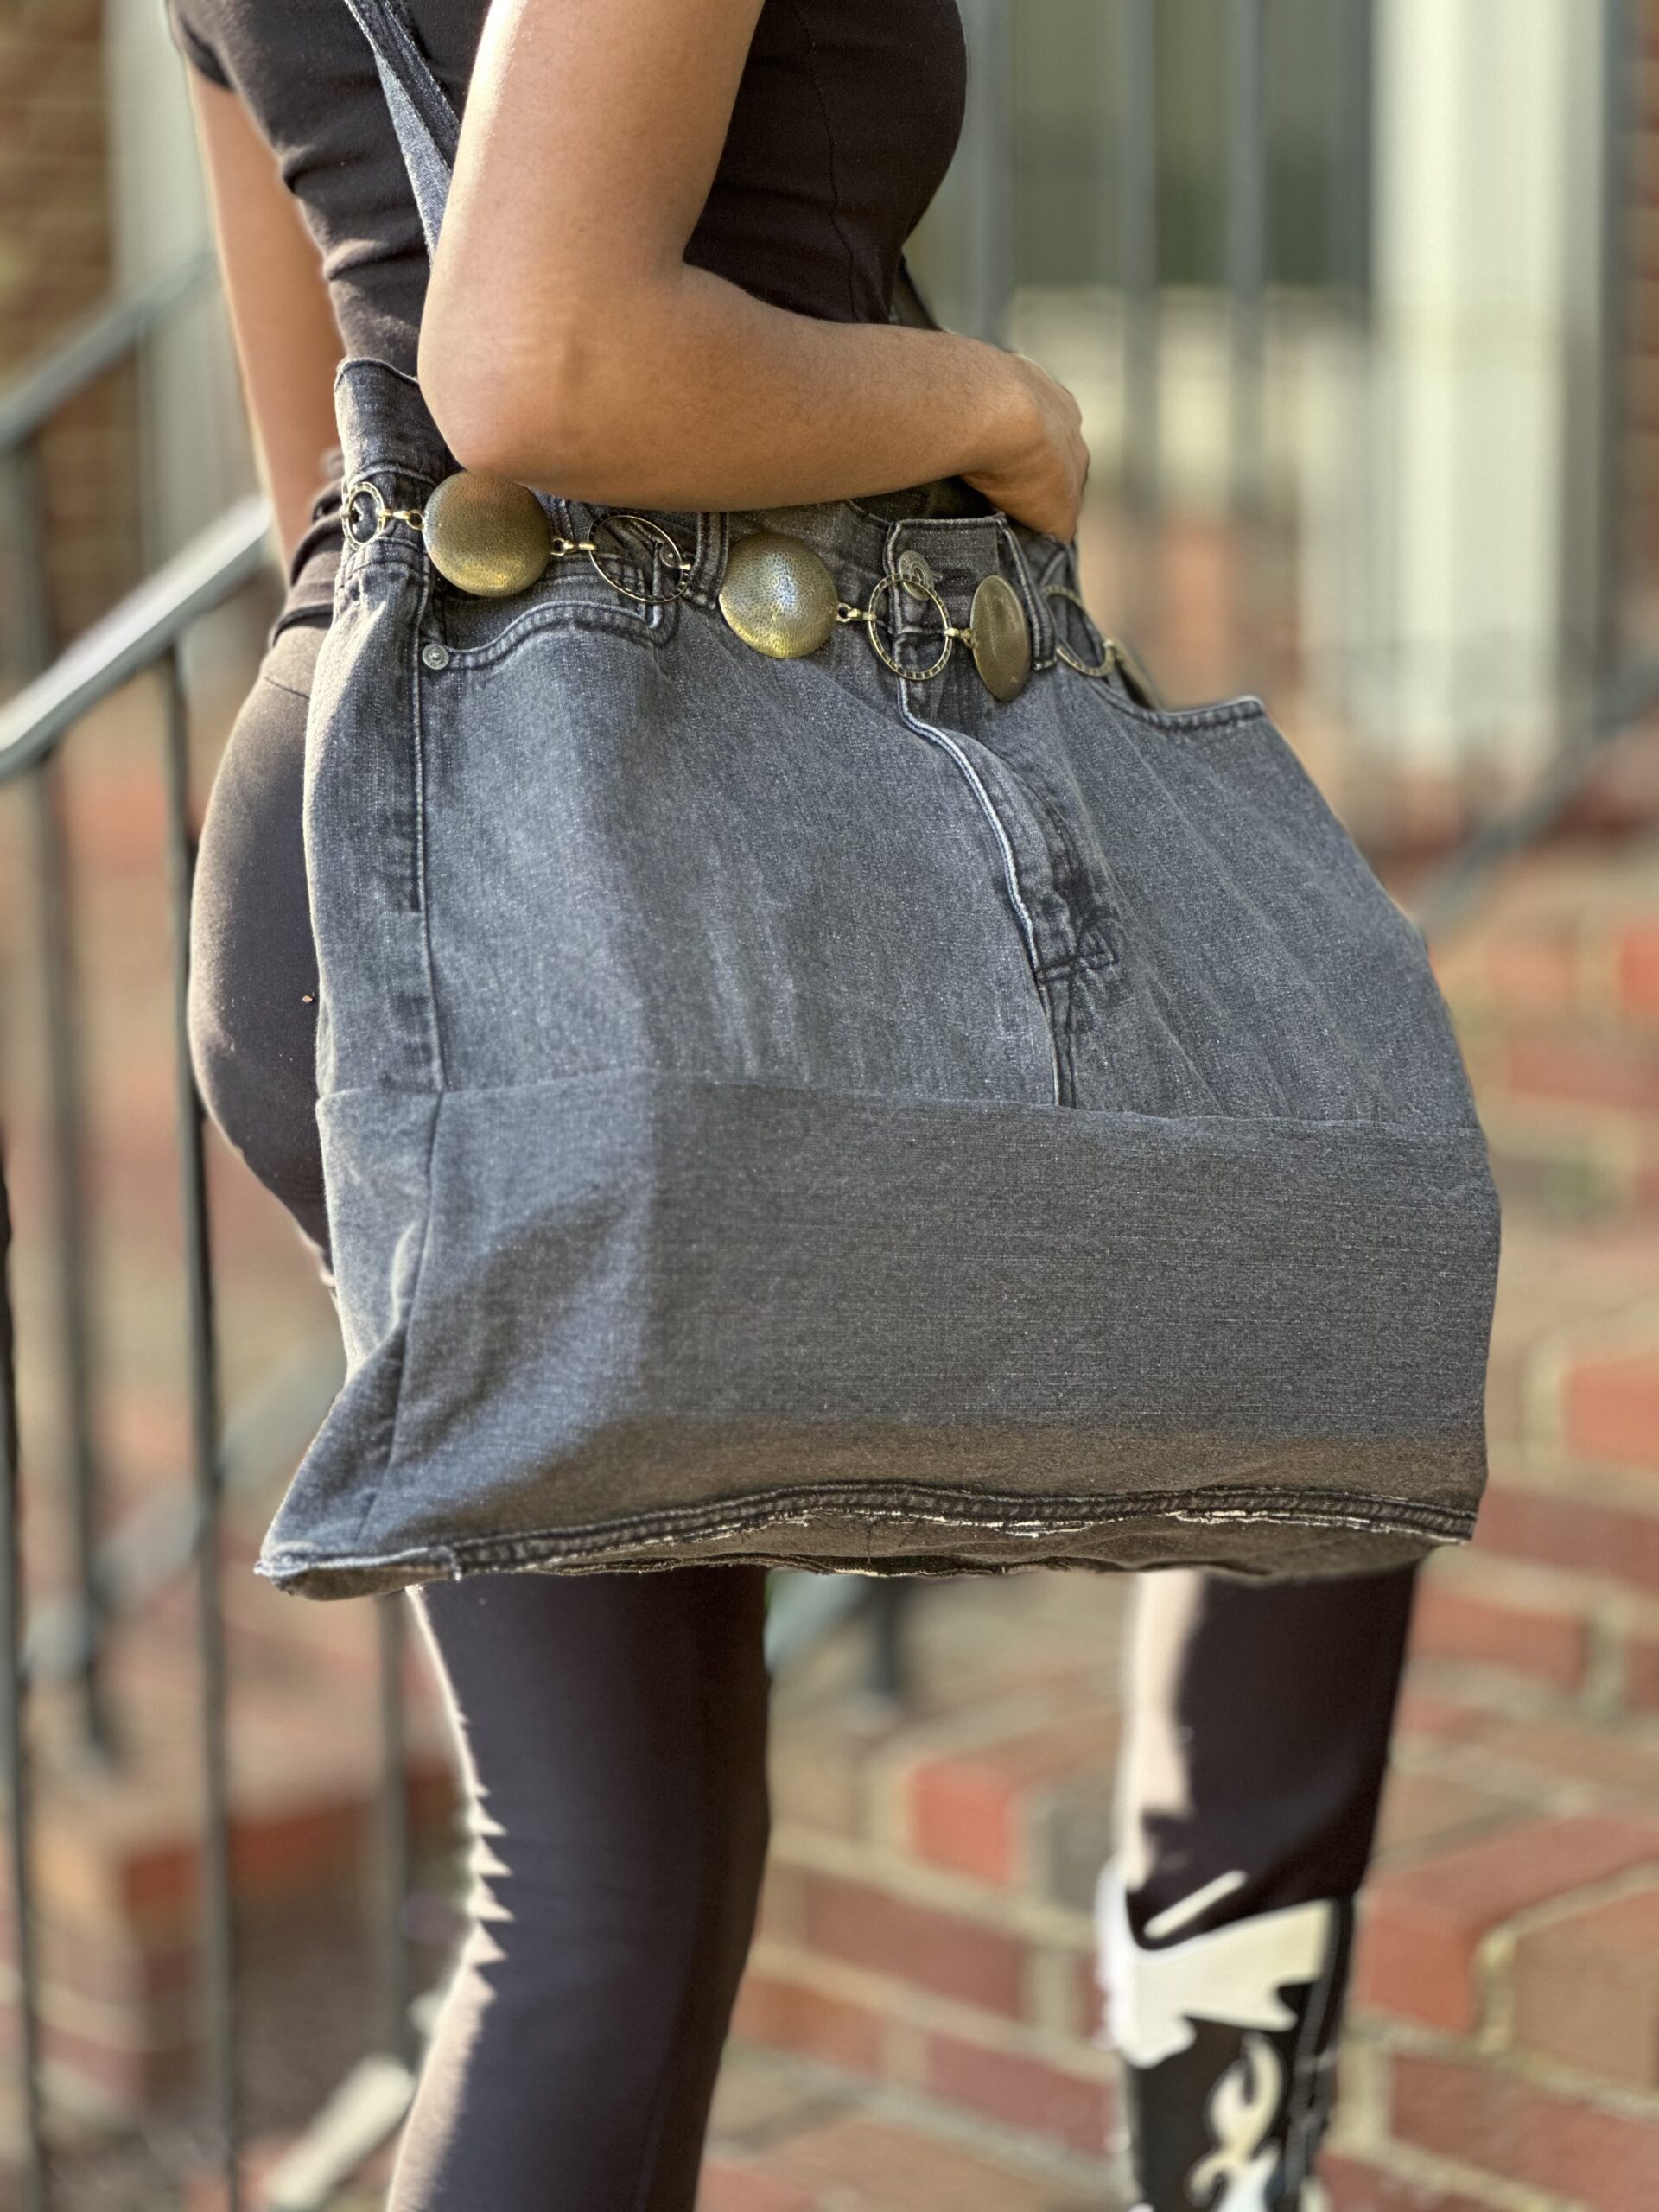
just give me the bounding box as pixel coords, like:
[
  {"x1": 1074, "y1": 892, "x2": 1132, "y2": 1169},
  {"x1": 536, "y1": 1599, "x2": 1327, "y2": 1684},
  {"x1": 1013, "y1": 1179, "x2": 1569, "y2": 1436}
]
[{"x1": 428, "y1": 575, "x2": 677, "y2": 664}]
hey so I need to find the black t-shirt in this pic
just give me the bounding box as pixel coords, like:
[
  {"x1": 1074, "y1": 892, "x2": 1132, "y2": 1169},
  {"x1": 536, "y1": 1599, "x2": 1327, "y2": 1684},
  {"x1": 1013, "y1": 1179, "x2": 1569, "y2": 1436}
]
[{"x1": 170, "y1": 0, "x2": 966, "y2": 365}]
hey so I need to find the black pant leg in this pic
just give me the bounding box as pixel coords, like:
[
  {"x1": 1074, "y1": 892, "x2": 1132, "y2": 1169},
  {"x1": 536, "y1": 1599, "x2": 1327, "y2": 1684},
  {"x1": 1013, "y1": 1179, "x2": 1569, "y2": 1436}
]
[
  {"x1": 391, "y1": 1567, "x2": 772, "y2": 2212},
  {"x1": 1107, "y1": 1566, "x2": 1417, "y2": 2210},
  {"x1": 1119, "y1": 1564, "x2": 1417, "y2": 1936}
]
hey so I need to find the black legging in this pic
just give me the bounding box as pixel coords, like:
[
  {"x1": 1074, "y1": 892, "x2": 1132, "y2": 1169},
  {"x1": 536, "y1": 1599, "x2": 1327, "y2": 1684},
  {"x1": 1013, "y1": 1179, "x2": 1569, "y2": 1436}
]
[
  {"x1": 396, "y1": 1569, "x2": 771, "y2": 2210},
  {"x1": 190, "y1": 620, "x2": 1417, "y2": 2208}
]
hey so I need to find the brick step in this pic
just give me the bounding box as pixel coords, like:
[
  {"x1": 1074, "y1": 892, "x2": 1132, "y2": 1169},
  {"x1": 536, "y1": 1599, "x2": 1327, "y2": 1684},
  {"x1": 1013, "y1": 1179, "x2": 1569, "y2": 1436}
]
[
  {"x1": 1429, "y1": 840, "x2": 1659, "y2": 1036},
  {"x1": 1427, "y1": 835, "x2": 1659, "y2": 1215},
  {"x1": 1480, "y1": 1205, "x2": 1659, "y2": 1474},
  {"x1": 0, "y1": 1607, "x2": 457, "y2": 2124},
  {"x1": 1458, "y1": 1041, "x2": 1659, "y2": 1221},
  {"x1": 1440, "y1": 936, "x2": 1659, "y2": 1041}
]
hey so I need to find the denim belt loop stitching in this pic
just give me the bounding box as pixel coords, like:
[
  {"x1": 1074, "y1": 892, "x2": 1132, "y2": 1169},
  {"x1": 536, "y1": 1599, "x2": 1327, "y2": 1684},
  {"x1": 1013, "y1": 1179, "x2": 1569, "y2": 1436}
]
[
  {"x1": 688, "y1": 510, "x2": 729, "y2": 609},
  {"x1": 1003, "y1": 519, "x2": 1058, "y2": 671},
  {"x1": 340, "y1": 461, "x2": 435, "y2": 582}
]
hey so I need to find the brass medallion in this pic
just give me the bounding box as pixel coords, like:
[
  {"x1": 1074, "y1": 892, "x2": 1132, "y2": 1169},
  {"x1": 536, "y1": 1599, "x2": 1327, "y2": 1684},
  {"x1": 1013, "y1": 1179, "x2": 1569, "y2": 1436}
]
[
  {"x1": 719, "y1": 531, "x2": 839, "y2": 659},
  {"x1": 423, "y1": 471, "x2": 553, "y2": 598},
  {"x1": 969, "y1": 574, "x2": 1032, "y2": 702}
]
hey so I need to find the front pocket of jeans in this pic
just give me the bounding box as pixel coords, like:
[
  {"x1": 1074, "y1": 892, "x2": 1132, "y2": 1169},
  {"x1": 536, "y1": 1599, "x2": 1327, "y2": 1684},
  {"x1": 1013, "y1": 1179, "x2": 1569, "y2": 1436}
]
[{"x1": 429, "y1": 583, "x2": 674, "y2": 664}]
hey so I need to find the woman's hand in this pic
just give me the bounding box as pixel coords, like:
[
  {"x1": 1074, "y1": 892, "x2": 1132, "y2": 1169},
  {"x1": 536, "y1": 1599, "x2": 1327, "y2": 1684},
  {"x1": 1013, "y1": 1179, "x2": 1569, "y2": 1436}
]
[{"x1": 962, "y1": 354, "x2": 1090, "y2": 542}]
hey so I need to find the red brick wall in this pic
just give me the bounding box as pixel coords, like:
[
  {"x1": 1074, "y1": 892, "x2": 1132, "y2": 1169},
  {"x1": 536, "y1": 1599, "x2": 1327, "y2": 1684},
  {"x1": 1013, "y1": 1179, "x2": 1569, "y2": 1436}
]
[{"x1": 0, "y1": 0, "x2": 140, "y2": 660}]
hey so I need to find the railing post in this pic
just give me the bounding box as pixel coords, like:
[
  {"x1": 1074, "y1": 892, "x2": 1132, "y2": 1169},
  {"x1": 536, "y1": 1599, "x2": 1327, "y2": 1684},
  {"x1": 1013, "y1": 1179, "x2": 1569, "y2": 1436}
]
[
  {"x1": 2, "y1": 419, "x2": 110, "y2": 1764},
  {"x1": 957, "y1": 0, "x2": 1017, "y2": 346},
  {"x1": 1226, "y1": 0, "x2": 1270, "y2": 682},
  {"x1": 867, "y1": 1581, "x2": 909, "y2": 1706},
  {"x1": 0, "y1": 1152, "x2": 50, "y2": 2212},
  {"x1": 1594, "y1": 0, "x2": 1632, "y2": 700},
  {"x1": 1117, "y1": 0, "x2": 1160, "y2": 646},
  {"x1": 377, "y1": 1596, "x2": 415, "y2": 2069},
  {"x1": 0, "y1": 442, "x2": 55, "y2": 682},
  {"x1": 29, "y1": 760, "x2": 110, "y2": 1760},
  {"x1": 160, "y1": 643, "x2": 240, "y2": 2209}
]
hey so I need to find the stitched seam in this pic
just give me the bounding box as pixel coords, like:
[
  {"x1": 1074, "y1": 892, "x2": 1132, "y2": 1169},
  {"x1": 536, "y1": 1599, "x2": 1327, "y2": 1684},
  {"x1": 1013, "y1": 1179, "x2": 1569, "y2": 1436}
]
[
  {"x1": 434, "y1": 597, "x2": 667, "y2": 668},
  {"x1": 410, "y1": 569, "x2": 447, "y2": 1086},
  {"x1": 1033, "y1": 947, "x2": 1116, "y2": 984},
  {"x1": 263, "y1": 1480, "x2": 1478, "y2": 1581},
  {"x1": 791, "y1": 0, "x2": 863, "y2": 320},
  {"x1": 315, "y1": 1071, "x2": 1496, "y2": 1152},
  {"x1": 1101, "y1": 690, "x2": 1270, "y2": 733},
  {"x1": 897, "y1": 683, "x2": 1063, "y2": 1108}
]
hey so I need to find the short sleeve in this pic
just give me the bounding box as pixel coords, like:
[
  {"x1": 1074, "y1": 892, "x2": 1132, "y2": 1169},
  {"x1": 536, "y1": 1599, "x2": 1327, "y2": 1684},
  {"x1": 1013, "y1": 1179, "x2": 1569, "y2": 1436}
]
[{"x1": 163, "y1": 0, "x2": 232, "y2": 89}]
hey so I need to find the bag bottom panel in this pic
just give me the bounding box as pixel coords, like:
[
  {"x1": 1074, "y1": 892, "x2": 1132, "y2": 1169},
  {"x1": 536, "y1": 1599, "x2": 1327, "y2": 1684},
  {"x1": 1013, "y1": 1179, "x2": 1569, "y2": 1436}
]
[{"x1": 262, "y1": 1072, "x2": 1500, "y2": 1597}]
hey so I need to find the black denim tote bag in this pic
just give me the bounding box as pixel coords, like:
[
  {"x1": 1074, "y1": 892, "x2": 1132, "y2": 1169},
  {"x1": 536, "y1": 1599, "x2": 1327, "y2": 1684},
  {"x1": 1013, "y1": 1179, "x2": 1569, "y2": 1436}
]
[{"x1": 257, "y1": 0, "x2": 1501, "y2": 1599}]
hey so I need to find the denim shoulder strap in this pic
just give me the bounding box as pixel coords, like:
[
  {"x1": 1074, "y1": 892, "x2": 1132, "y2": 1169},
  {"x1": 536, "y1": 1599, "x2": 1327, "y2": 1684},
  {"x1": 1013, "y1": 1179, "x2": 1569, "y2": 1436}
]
[{"x1": 340, "y1": 0, "x2": 458, "y2": 255}]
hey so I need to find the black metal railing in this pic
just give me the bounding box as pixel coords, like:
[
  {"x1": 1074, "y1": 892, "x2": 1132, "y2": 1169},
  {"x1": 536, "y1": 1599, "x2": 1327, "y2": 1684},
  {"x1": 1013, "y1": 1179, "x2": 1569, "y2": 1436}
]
[{"x1": 3, "y1": 500, "x2": 278, "y2": 2212}]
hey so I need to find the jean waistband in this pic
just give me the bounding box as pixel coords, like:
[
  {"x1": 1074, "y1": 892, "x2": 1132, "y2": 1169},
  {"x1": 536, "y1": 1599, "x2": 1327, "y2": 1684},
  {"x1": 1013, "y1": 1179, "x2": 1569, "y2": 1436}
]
[{"x1": 333, "y1": 357, "x2": 1071, "y2": 658}]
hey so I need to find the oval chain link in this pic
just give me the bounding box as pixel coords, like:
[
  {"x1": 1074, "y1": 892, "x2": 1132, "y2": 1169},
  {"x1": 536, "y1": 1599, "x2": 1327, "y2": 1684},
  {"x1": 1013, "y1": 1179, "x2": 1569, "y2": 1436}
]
[
  {"x1": 1042, "y1": 582, "x2": 1119, "y2": 679},
  {"x1": 844, "y1": 573, "x2": 967, "y2": 683}
]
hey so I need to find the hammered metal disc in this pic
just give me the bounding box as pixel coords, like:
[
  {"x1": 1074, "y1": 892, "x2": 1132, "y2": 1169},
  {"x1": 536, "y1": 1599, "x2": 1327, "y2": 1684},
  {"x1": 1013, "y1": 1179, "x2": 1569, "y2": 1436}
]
[
  {"x1": 719, "y1": 531, "x2": 839, "y2": 659},
  {"x1": 969, "y1": 574, "x2": 1032, "y2": 702},
  {"x1": 423, "y1": 470, "x2": 552, "y2": 598}
]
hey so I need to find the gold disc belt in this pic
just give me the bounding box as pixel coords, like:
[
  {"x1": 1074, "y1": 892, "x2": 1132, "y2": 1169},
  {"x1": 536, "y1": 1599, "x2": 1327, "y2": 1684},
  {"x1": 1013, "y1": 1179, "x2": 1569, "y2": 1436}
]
[{"x1": 343, "y1": 467, "x2": 1161, "y2": 709}]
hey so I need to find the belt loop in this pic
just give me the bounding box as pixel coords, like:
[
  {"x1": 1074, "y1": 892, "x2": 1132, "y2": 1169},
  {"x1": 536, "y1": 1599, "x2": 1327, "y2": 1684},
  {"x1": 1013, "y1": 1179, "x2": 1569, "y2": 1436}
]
[
  {"x1": 1000, "y1": 518, "x2": 1056, "y2": 671},
  {"x1": 688, "y1": 510, "x2": 730, "y2": 609}
]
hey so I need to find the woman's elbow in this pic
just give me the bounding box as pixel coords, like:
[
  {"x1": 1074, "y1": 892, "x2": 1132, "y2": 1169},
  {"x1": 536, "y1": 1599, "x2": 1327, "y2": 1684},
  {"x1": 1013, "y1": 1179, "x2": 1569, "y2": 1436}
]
[{"x1": 418, "y1": 313, "x2": 606, "y2": 486}]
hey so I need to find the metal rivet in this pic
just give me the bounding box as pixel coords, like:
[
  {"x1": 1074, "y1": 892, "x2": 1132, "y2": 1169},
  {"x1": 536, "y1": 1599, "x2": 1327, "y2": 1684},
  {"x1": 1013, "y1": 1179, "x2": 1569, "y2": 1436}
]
[
  {"x1": 421, "y1": 641, "x2": 450, "y2": 670},
  {"x1": 897, "y1": 550, "x2": 934, "y2": 596}
]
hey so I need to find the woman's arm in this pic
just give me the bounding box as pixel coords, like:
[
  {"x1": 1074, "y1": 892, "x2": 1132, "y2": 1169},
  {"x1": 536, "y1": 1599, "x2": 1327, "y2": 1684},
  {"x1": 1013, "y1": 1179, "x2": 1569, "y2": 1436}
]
[
  {"x1": 186, "y1": 73, "x2": 343, "y2": 563},
  {"x1": 421, "y1": 0, "x2": 1086, "y2": 537}
]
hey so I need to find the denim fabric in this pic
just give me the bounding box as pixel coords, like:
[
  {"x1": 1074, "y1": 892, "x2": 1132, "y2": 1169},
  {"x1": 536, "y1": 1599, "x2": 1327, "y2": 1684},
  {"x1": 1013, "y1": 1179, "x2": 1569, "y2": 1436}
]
[{"x1": 258, "y1": 0, "x2": 1501, "y2": 1599}]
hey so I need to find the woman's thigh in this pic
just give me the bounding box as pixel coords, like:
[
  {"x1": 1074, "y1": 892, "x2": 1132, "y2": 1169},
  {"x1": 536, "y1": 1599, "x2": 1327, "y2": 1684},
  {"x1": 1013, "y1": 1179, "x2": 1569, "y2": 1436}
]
[
  {"x1": 188, "y1": 619, "x2": 327, "y2": 1251},
  {"x1": 393, "y1": 1566, "x2": 772, "y2": 2212}
]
